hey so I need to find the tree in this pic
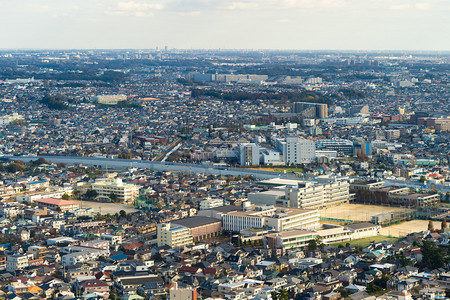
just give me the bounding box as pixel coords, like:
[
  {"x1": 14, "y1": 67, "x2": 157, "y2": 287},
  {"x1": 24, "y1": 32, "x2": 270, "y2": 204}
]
[
  {"x1": 61, "y1": 193, "x2": 70, "y2": 200},
  {"x1": 119, "y1": 210, "x2": 127, "y2": 218},
  {"x1": 421, "y1": 240, "x2": 447, "y2": 269},
  {"x1": 109, "y1": 192, "x2": 119, "y2": 202},
  {"x1": 308, "y1": 236, "x2": 323, "y2": 252},
  {"x1": 428, "y1": 220, "x2": 435, "y2": 232},
  {"x1": 442, "y1": 218, "x2": 448, "y2": 231},
  {"x1": 37, "y1": 157, "x2": 47, "y2": 164},
  {"x1": 271, "y1": 289, "x2": 289, "y2": 300},
  {"x1": 366, "y1": 282, "x2": 384, "y2": 295},
  {"x1": 72, "y1": 189, "x2": 80, "y2": 200},
  {"x1": 84, "y1": 189, "x2": 98, "y2": 200}
]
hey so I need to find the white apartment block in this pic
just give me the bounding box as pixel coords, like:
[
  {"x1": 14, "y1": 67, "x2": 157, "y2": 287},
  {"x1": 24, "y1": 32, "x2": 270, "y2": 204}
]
[
  {"x1": 199, "y1": 198, "x2": 224, "y2": 210},
  {"x1": 222, "y1": 204, "x2": 319, "y2": 232},
  {"x1": 61, "y1": 246, "x2": 110, "y2": 267},
  {"x1": 239, "y1": 143, "x2": 260, "y2": 166},
  {"x1": 277, "y1": 137, "x2": 315, "y2": 165},
  {"x1": 100, "y1": 234, "x2": 122, "y2": 246},
  {"x1": 157, "y1": 223, "x2": 193, "y2": 248},
  {"x1": 6, "y1": 254, "x2": 29, "y2": 272}
]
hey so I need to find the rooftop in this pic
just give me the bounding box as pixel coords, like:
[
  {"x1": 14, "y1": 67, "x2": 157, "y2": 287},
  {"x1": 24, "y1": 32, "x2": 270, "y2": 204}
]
[
  {"x1": 34, "y1": 197, "x2": 79, "y2": 207},
  {"x1": 172, "y1": 216, "x2": 221, "y2": 228}
]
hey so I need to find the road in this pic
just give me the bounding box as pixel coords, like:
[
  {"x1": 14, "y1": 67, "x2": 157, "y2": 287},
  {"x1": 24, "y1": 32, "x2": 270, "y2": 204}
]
[{"x1": 4, "y1": 155, "x2": 298, "y2": 180}]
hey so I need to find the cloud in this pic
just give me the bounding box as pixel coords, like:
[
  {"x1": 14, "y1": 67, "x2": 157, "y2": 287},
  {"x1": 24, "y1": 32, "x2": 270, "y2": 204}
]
[
  {"x1": 226, "y1": 2, "x2": 260, "y2": 10},
  {"x1": 178, "y1": 11, "x2": 201, "y2": 16},
  {"x1": 105, "y1": 1, "x2": 164, "y2": 17}
]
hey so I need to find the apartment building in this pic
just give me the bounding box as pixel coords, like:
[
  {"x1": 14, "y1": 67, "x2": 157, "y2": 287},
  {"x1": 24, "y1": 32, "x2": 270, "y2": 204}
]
[
  {"x1": 239, "y1": 143, "x2": 260, "y2": 166},
  {"x1": 61, "y1": 246, "x2": 110, "y2": 267},
  {"x1": 277, "y1": 137, "x2": 316, "y2": 165},
  {"x1": 293, "y1": 102, "x2": 328, "y2": 119},
  {"x1": 6, "y1": 254, "x2": 29, "y2": 272},
  {"x1": 170, "y1": 283, "x2": 197, "y2": 300},
  {"x1": 199, "y1": 198, "x2": 224, "y2": 210},
  {"x1": 100, "y1": 234, "x2": 122, "y2": 246},
  {"x1": 157, "y1": 223, "x2": 193, "y2": 248}
]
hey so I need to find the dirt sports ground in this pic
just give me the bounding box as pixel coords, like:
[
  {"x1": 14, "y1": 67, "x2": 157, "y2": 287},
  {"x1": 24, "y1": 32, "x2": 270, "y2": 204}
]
[
  {"x1": 319, "y1": 204, "x2": 413, "y2": 222},
  {"x1": 379, "y1": 220, "x2": 442, "y2": 237}
]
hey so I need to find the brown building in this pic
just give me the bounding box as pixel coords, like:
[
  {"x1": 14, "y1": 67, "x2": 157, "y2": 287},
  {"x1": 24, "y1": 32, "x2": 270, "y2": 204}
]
[
  {"x1": 172, "y1": 216, "x2": 222, "y2": 242},
  {"x1": 350, "y1": 182, "x2": 439, "y2": 208}
]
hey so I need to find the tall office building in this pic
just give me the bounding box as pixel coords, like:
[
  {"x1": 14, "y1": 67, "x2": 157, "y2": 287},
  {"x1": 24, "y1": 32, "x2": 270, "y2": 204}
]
[
  {"x1": 239, "y1": 143, "x2": 260, "y2": 166},
  {"x1": 277, "y1": 137, "x2": 316, "y2": 165},
  {"x1": 293, "y1": 102, "x2": 328, "y2": 119}
]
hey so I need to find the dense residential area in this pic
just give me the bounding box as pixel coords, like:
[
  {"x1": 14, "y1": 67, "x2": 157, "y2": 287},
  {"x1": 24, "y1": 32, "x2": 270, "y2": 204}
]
[{"x1": 0, "y1": 49, "x2": 448, "y2": 299}]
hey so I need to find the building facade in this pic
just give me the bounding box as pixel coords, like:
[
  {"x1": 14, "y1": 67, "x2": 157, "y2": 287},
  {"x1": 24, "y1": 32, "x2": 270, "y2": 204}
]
[
  {"x1": 222, "y1": 205, "x2": 319, "y2": 232},
  {"x1": 92, "y1": 178, "x2": 141, "y2": 204},
  {"x1": 157, "y1": 223, "x2": 193, "y2": 248},
  {"x1": 277, "y1": 137, "x2": 316, "y2": 165},
  {"x1": 239, "y1": 143, "x2": 260, "y2": 166}
]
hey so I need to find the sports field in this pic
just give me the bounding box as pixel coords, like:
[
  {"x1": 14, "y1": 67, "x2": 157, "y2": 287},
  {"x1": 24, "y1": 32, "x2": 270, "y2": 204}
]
[
  {"x1": 330, "y1": 236, "x2": 399, "y2": 248},
  {"x1": 73, "y1": 200, "x2": 137, "y2": 214},
  {"x1": 379, "y1": 220, "x2": 442, "y2": 237},
  {"x1": 320, "y1": 204, "x2": 412, "y2": 222}
]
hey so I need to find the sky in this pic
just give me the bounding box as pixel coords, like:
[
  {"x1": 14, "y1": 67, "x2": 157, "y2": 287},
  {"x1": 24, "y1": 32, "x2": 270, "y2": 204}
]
[{"x1": 0, "y1": 0, "x2": 449, "y2": 50}]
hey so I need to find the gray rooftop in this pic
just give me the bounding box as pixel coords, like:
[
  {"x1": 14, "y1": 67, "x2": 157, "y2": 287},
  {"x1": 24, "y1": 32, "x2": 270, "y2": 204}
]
[
  {"x1": 172, "y1": 216, "x2": 221, "y2": 228},
  {"x1": 207, "y1": 205, "x2": 242, "y2": 213}
]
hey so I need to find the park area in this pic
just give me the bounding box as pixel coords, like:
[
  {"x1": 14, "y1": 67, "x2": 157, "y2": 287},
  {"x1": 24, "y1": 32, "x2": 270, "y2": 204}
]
[
  {"x1": 379, "y1": 220, "x2": 442, "y2": 237},
  {"x1": 72, "y1": 200, "x2": 138, "y2": 215},
  {"x1": 320, "y1": 204, "x2": 413, "y2": 222}
]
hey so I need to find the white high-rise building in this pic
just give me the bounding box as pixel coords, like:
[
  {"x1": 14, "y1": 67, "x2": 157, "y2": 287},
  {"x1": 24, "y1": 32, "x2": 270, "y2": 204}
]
[
  {"x1": 278, "y1": 137, "x2": 315, "y2": 165},
  {"x1": 239, "y1": 143, "x2": 260, "y2": 166}
]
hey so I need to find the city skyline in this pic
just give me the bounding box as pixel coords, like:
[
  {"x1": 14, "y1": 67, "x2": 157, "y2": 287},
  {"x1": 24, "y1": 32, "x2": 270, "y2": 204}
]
[{"x1": 0, "y1": 0, "x2": 449, "y2": 50}]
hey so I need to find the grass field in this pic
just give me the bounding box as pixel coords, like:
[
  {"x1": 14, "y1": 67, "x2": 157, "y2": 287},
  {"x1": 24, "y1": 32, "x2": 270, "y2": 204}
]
[
  {"x1": 320, "y1": 204, "x2": 412, "y2": 222},
  {"x1": 330, "y1": 235, "x2": 399, "y2": 248},
  {"x1": 379, "y1": 220, "x2": 442, "y2": 237}
]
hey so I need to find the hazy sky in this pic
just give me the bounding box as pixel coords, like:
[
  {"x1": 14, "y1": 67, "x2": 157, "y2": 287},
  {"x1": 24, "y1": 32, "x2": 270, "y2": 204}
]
[{"x1": 0, "y1": 0, "x2": 449, "y2": 50}]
